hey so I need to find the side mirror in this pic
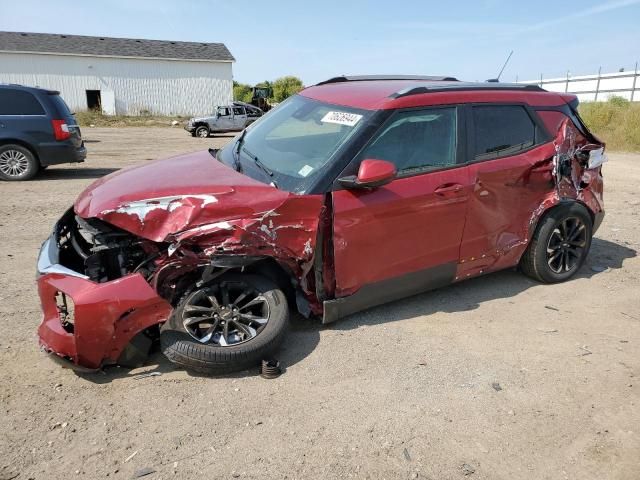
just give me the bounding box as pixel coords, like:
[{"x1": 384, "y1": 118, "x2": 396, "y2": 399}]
[{"x1": 339, "y1": 159, "x2": 397, "y2": 190}]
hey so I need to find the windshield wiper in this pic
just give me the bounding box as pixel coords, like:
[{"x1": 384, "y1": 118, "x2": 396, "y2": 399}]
[
  {"x1": 241, "y1": 147, "x2": 273, "y2": 176},
  {"x1": 232, "y1": 129, "x2": 248, "y2": 172},
  {"x1": 208, "y1": 147, "x2": 220, "y2": 160}
]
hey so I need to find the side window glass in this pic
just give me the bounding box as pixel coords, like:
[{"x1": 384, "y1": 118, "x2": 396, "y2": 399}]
[
  {"x1": 473, "y1": 105, "x2": 536, "y2": 160},
  {"x1": 232, "y1": 107, "x2": 244, "y2": 115},
  {"x1": 218, "y1": 107, "x2": 230, "y2": 116},
  {"x1": 0, "y1": 90, "x2": 45, "y2": 115},
  {"x1": 357, "y1": 107, "x2": 457, "y2": 174}
]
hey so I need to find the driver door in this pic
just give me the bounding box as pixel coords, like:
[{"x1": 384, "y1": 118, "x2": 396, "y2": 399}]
[
  {"x1": 215, "y1": 106, "x2": 234, "y2": 130},
  {"x1": 330, "y1": 106, "x2": 470, "y2": 305}
]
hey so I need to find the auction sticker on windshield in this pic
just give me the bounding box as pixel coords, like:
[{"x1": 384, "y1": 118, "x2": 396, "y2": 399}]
[{"x1": 321, "y1": 111, "x2": 363, "y2": 127}]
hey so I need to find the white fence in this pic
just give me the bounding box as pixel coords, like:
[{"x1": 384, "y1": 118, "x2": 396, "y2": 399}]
[{"x1": 518, "y1": 65, "x2": 639, "y2": 102}]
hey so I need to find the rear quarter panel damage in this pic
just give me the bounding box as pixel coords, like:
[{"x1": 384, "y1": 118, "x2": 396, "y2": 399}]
[{"x1": 457, "y1": 118, "x2": 604, "y2": 279}]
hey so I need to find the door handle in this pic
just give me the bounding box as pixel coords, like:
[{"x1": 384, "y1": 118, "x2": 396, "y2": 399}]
[{"x1": 435, "y1": 183, "x2": 463, "y2": 195}]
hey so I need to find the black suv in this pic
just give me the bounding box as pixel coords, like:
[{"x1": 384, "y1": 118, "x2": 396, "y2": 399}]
[{"x1": 0, "y1": 84, "x2": 86, "y2": 181}]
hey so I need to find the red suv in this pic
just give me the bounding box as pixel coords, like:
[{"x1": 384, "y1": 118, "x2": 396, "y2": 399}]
[{"x1": 36, "y1": 75, "x2": 606, "y2": 374}]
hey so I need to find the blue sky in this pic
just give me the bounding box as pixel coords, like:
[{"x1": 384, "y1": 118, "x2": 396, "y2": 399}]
[{"x1": 1, "y1": 0, "x2": 639, "y2": 85}]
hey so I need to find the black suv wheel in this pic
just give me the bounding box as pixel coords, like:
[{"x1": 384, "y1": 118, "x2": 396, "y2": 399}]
[
  {"x1": 160, "y1": 273, "x2": 289, "y2": 374},
  {"x1": 0, "y1": 144, "x2": 39, "y2": 181},
  {"x1": 520, "y1": 203, "x2": 593, "y2": 283}
]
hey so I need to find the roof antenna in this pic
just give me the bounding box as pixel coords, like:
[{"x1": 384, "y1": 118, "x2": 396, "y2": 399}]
[{"x1": 487, "y1": 50, "x2": 513, "y2": 83}]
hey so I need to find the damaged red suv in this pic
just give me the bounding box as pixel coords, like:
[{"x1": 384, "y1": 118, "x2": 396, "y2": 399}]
[{"x1": 37, "y1": 75, "x2": 606, "y2": 373}]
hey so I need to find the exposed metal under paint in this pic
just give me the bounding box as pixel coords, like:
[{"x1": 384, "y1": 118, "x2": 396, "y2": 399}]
[{"x1": 100, "y1": 194, "x2": 219, "y2": 222}]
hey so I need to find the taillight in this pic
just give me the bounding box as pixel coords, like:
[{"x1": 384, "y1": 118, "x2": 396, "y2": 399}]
[{"x1": 51, "y1": 119, "x2": 71, "y2": 141}]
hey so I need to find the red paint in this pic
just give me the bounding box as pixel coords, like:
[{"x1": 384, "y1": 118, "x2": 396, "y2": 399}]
[
  {"x1": 457, "y1": 143, "x2": 557, "y2": 278},
  {"x1": 357, "y1": 159, "x2": 397, "y2": 185},
  {"x1": 38, "y1": 272, "x2": 172, "y2": 369},
  {"x1": 332, "y1": 168, "x2": 470, "y2": 296},
  {"x1": 75, "y1": 151, "x2": 291, "y2": 242}
]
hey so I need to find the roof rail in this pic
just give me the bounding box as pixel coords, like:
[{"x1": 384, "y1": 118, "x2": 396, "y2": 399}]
[
  {"x1": 389, "y1": 82, "x2": 546, "y2": 99},
  {"x1": 316, "y1": 75, "x2": 459, "y2": 85}
]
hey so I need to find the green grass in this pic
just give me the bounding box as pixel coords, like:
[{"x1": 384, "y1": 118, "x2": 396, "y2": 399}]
[
  {"x1": 74, "y1": 110, "x2": 187, "y2": 128},
  {"x1": 579, "y1": 97, "x2": 640, "y2": 152}
]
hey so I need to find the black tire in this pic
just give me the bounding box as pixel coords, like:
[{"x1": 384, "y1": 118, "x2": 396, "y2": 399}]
[
  {"x1": 195, "y1": 126, "x2": 209, "y2": 138},
  {"x1": 0, "y1": 144, "x2": 39, "y2": 181},
  {"x1": 520, "y1": 203, "x2": 593, "y2": 283},
  {"x1": 160, "y1": 273, "x2": 288, "y2": 374}
]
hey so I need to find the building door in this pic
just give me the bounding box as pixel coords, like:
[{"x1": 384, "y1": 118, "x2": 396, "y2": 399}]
[{"x1": 86, "y1": 90, "x2": 101, "y2": 111}]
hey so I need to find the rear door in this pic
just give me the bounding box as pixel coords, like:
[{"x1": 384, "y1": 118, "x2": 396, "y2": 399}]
[
  {"x1": 458, "y1": 104, "x2": 555, "y2": 277},
  {"x1": 232, "y1": 106, "x2": 248, "y2": 129},
  {"x1": 331, "y1": 105, "x2": 471, "y2": 299}
]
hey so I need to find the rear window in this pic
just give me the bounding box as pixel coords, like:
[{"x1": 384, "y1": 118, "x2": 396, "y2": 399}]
[
  {"x1": 0, "y1": 89, "x2": 46, "y2": 115},
  {"x1": 473, "y1": 105, "x2": 536, "y2": 160},
  {"x1": 49, "y1": 94, "x2": 74, "y2": 119}
]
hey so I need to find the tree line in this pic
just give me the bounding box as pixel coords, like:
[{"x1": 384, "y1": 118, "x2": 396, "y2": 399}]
[{"x1": 233, "y1": 76, "x2": 304, "y2": 104}]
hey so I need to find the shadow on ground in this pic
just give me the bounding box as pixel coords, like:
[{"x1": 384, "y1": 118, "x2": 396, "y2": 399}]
[
  {"x1": 35, "y1": 167, "x2": 119, "y2": 180},
  {"x1": 79, "y1": 314, "x2": 320, "y2": 384},
  {"x1": 77, "y1": 237, "x2": 635, "y2": 382},
  {"x1": 334, "y1": 237, "x2": 636, "y2": 330}
]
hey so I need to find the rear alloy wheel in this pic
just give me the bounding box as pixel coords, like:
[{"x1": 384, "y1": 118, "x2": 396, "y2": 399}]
[
  {"x1": 0, "y1": 144, "x2": 39, "y2": 181},
  {"x1": 195, "y1": 126, "x2": 210, "y2": 138},
  {"x1": 546, "y1": 217, "x2": 588, "y2": 275},
  {"x1": 160, "y1": 274, "x2": 288, "y2": 374},
  {"x1": 520, "y1": 203, "x2": 593, "y2": 283}
]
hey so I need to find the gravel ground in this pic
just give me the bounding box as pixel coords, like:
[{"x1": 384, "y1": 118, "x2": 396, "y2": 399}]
[{"x1": 0, "y1": 127, "x2": 638, "y2": 480}]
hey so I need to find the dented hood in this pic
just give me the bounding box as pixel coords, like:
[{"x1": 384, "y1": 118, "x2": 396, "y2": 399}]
[{"x1": 74, "y1": 150, "x2": 290, "y2": 242}]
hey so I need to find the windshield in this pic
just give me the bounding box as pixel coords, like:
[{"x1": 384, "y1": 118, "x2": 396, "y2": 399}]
[{"x1": 219, "y1": 94, "x2": 371, "y2": 193}]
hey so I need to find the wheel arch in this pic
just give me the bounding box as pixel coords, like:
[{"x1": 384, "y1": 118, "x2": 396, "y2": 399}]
[
  {"x1": 0, "y1": 139, "x2": 41, "y2": 165},
  {"x1": 160, "y1": 255, "x2": 306, "y2": 317},
  {"x1": 528, "y1": 198, "x2": 595, "y2": 240}
]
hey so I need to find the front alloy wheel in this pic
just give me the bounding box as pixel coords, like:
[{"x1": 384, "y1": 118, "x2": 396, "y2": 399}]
[
  {"x1": 181, "y1": 281, "x2": 270, "y2": 346},
  {"x1": 160, "y1": 273, "x2": 288, "y2": 374}
]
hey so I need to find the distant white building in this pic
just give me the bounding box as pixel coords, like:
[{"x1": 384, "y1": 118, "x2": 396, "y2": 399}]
[{"x1": 0, "y1": 31, "x2": 235, "y2": 116}]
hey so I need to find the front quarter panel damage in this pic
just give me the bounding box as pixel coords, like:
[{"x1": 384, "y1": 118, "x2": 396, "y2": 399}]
[{"x1": 164, "y1": 195, "x2": 326, "y2": 311}]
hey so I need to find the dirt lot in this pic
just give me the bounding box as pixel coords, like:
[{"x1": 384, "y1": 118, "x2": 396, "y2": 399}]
[{"x1": 1, "y1": 127, "x2": 638, "y2": 480}]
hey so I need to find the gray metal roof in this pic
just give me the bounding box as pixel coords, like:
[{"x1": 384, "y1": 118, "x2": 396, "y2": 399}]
[{"x1": 0, "y1": 31, "x2": 235, "y2": 62}]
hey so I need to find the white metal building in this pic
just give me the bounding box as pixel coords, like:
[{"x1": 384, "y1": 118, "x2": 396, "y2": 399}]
[{"x1": 0, "y1": 31, "x2": 235, "y2": 116}]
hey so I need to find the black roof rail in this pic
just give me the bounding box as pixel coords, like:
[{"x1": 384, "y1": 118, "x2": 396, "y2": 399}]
[
  {"x1": 389, "y1": 82, "x2": 546, "y2": 99},
  {"x1": 316, "y1": 75, "x2": 459, "y2": 85}
]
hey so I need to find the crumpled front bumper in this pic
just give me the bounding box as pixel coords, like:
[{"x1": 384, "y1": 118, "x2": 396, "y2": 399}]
[{"x1": 36, "y1": 230, "x2": 172, "y2": 370}]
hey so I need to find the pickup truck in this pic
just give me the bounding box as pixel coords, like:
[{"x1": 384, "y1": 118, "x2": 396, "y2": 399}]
[{"x1": 185, "y1": 102, "x2": 262, "y2": 138}]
